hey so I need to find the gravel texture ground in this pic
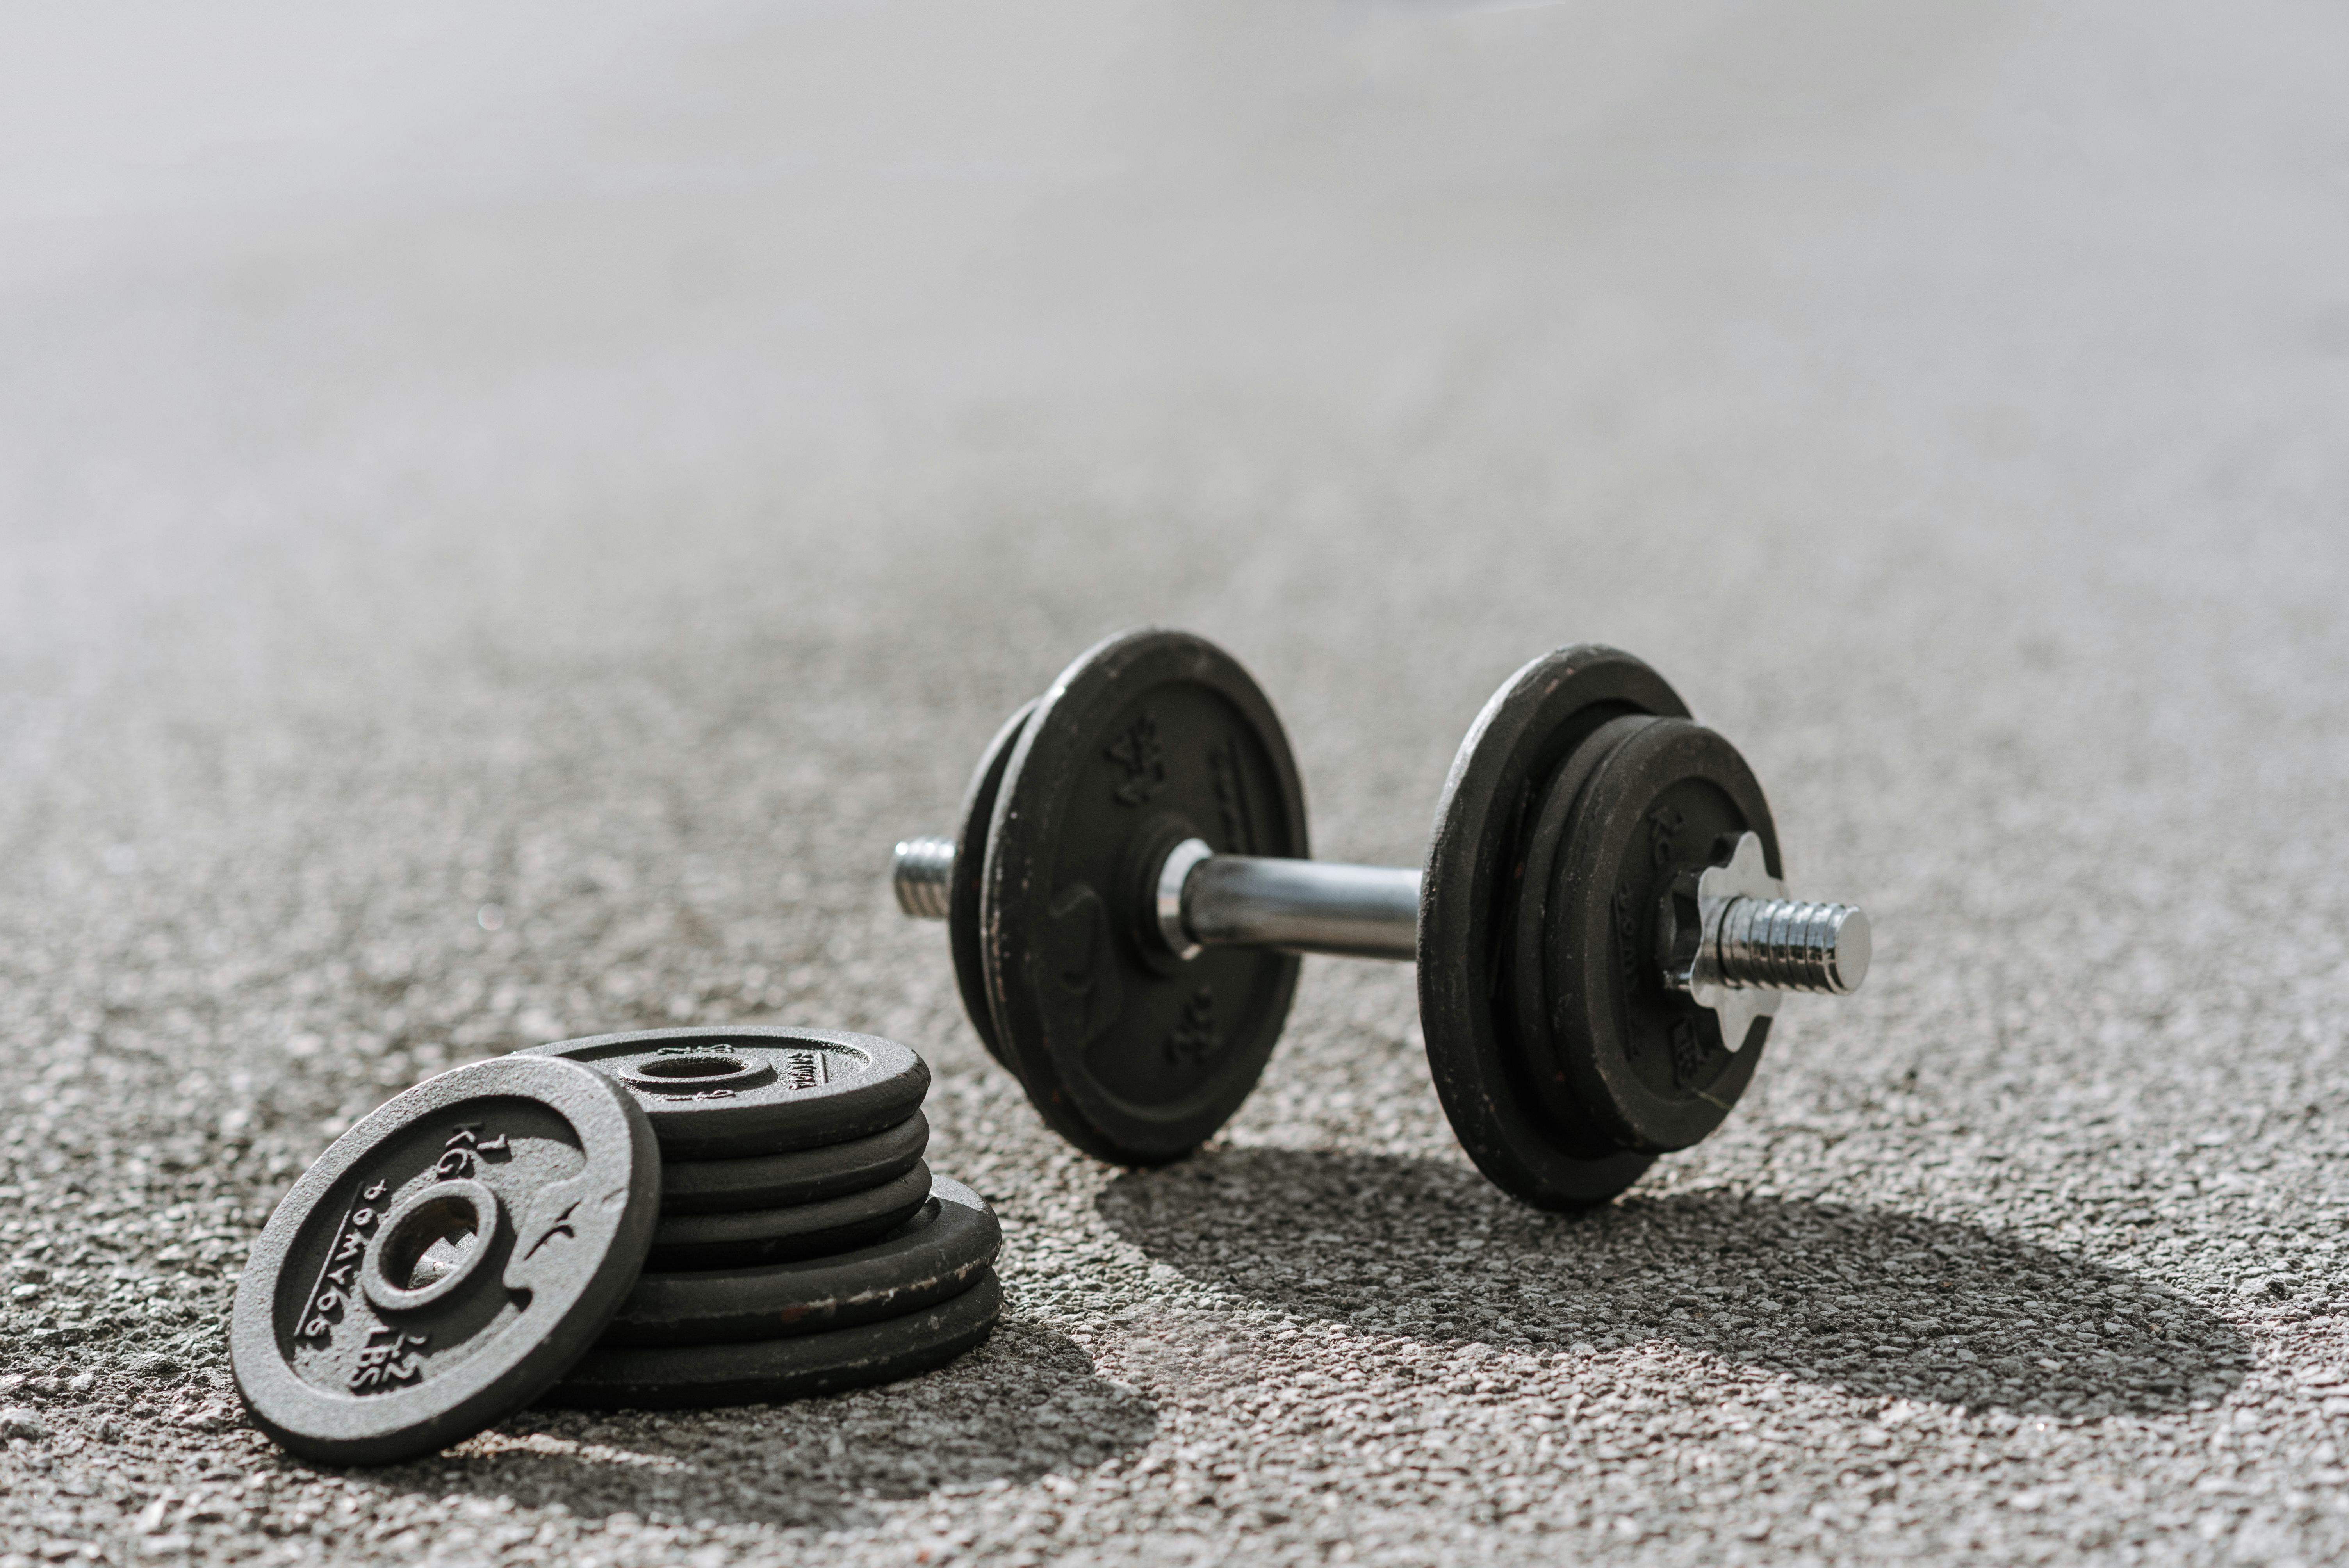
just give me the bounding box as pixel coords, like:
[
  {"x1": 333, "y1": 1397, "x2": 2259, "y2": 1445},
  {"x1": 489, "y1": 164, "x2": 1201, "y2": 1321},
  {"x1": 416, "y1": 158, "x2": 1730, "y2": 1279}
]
[{"x1": 4, "y1": 2, "x2": 2348, "y2": 1563}]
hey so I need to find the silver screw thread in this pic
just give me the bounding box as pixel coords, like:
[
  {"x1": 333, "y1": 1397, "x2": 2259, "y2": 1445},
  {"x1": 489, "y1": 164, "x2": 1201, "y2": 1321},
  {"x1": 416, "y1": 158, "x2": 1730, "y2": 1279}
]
[
  {"x1": 892, "y1": 836, "x2": 956, "y2": 919},
  {"x1": 1715, "y1": 898, "x2": 1870, "y2": 995}
]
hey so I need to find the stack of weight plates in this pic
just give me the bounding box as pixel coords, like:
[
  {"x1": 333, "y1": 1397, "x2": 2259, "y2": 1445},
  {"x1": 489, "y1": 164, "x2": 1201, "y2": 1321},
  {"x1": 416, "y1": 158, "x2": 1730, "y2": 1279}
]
[
  {"x1": 517, "y1": 1026, "x2": 1003, "y2": 1410},
  {"x1": 229, "y1": 1029, "x2": 1000, "y2": 1463}
]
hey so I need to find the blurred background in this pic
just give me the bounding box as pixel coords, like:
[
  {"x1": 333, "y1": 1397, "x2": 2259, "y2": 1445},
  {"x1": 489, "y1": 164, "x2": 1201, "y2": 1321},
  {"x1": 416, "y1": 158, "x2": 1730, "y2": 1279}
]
[
  {"x1": 3, "y1": 1, "x2": 2348, "y2": 1558},
  {"x1": 5, "y1": 0, "x2": 2343, "y2": 1115}
]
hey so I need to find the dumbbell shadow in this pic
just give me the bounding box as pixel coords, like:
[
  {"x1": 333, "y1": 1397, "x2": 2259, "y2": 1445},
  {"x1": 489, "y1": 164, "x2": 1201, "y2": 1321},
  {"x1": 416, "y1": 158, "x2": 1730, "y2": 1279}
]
[
  {"x1": 398, "y1": 1322, "x2": 1156, "y2": 1530},
  {"x1": 1096, "y1": 1148, "x2": 2248, "y2": 1419}
]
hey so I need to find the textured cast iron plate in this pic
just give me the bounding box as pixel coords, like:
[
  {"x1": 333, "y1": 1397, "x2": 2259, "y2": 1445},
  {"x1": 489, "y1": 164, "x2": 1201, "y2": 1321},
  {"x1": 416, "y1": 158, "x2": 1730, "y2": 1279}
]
[
  {"x1": 230, "y1": 1055, "x2": 660, "y2": 1465},
  {"x1": 1418, "y1": 644, "x2": 1688, "y2": 1210},
  {"x1": 645, "y1": 1160, "x2": 932, "y2": 1270},
  {"x1": 658, "y1": 1112, "x2": 929, "y2": 1215},
  {"x1": 520, "y1": 1026, "x2": 929, "y2": 1159},
  {"x1": 979, "y1": 627, "x2": 1307, "y2": 1164},
  {"x1": 604, "y1": 1172, "x2": 999, "y2": 1346},
  {"x1": 949, "y1": 698, "x2": 1036, "y2": 1070},
  {"x1": 1537, "y1": 715, "x2": 1779, "y2": 1153},
  {"x1": 545, "y1": 1269, "x2": 1002, "y2": 1409}
]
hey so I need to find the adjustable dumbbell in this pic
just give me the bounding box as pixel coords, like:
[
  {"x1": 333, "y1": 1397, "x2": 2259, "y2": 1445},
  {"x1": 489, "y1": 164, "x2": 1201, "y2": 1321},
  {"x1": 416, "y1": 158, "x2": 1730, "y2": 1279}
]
[{"x1": 889, "y1": 629, "x2": 1869, "y2": 1209}]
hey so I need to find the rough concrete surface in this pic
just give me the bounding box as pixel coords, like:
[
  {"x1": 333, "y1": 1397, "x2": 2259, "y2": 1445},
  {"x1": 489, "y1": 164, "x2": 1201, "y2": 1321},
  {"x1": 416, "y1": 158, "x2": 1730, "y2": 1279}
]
[{"x1": 3, "y1": 1, "x2": 2347, "y2": 1563}]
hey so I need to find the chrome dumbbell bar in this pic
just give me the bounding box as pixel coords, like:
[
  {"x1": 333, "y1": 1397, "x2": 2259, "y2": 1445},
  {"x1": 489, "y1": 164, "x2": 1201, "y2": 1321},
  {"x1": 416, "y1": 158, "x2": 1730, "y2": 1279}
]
[{"x1": 895, "y1": 834, "x2": 1865, "y2": 996}]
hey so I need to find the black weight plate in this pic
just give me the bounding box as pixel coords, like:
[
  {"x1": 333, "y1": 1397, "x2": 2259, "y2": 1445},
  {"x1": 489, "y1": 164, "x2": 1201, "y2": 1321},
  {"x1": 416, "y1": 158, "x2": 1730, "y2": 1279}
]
[
  {"x1": 1508, "y1": 713, "x2": 1659, "y2": 1145},
  {"x1": 659, "y1": 1112, "x2": 929, "y2": 1215},
  {"x1": 1419, "y1": 645, "x2": 1689, "y2": 1210},
  {"x1": 604, "y1": 1172, "x2": 1000, "y2": 1346},
  {"x1": 645, "y1": 1161, "x2": 932, "y2": 1271},
  {"x1": 544, "y1": 1269, "x2": 1003, "y2": 1410},
  {"x1": 1544, "y1": 716, "x2": 1780, "y2": 1152},
  {"x1": 519, "y1": 1026, "x2": 929, "y2": 1160},
  {"x1": 981, "y1": 628, "x2": 1307, "y2": 1165},
  {"x1": 230, "y1": 1055, "x2": 660, "y2": 1465},
  {"x1": 950, "y1": 699, "x2": 1037, "y2": 1070}
]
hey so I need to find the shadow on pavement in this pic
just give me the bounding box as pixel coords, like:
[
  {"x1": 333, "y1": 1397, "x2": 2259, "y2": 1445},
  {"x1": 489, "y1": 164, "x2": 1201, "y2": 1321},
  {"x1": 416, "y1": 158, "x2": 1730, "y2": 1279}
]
[
  {"x1": 377, "y1": 1320, "x2": 1155, "y2": 1529},
  {"x1": 1097, "y1": 1146, "x2": 2249, "y2": 1418}
]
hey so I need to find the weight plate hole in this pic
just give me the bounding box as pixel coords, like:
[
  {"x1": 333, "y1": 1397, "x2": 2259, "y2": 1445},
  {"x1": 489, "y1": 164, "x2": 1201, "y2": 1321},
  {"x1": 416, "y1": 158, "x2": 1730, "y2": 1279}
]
[
  {"x1": 360, "y1": 1177, "x2": 503, "y2": 1314},
  {"x1": 385, "y1": 1196, "x2": 482, "y2": 1289},
  {"x1": 615, "y1": 1051, "x2": 776, "y2": 1094},
  {"x1": 637, "y1": 1054, "x2": 747, "y2": 1080}
]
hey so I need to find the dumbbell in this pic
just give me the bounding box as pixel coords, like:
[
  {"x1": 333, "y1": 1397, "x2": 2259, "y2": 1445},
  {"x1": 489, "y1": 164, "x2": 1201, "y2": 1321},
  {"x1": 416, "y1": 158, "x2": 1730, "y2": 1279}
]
[{"x1": 889, "y1": 629, "x2": 1869, "y2": 1209}]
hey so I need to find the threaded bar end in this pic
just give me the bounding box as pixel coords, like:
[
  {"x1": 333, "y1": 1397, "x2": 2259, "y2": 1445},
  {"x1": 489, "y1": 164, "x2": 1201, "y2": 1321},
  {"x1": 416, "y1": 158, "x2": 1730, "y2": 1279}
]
[
  {"x1": 892, "y1": 836, "x2": 956, "y2": 919},
  {"x1": 1716, "y1": 898, "x2": 1870, "y2": 994}
]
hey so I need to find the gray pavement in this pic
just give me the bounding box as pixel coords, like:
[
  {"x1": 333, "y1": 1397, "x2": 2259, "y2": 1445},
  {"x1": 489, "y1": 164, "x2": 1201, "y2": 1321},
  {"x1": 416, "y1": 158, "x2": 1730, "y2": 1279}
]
[{"x1": 4, "y1": 1, "x2": 2348, "y2": 1562}]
